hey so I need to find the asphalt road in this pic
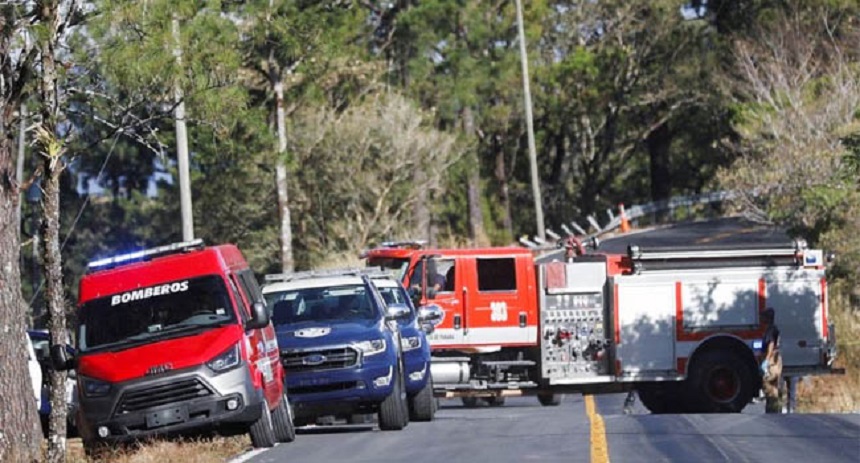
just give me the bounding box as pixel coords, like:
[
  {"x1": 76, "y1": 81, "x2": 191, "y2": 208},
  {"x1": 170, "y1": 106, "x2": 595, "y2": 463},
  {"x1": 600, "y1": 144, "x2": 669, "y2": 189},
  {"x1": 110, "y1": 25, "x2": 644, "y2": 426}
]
[{"x1": 235, "y1": 395, "x2": 860, "y2": 463}]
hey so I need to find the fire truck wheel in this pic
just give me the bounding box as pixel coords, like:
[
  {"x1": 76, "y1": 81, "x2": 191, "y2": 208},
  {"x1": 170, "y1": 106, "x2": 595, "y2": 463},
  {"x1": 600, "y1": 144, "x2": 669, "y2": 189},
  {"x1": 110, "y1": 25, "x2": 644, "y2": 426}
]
[
  {"x1": 409, "y1": 380, "x2": 436, "y2": 421},
  {"x1": 378, "y1": 367, "x2": 408, "y2": 431},
  {"x1": 687, "y1": 350, "x2": 756, "y2": 413},
  {"x1": 636, "y1": 383, "x2": 684, "y2": 414},
  {"x1": 249, "y1": 401, "x2": 277, "y2": 448},
  {"x1": 485, "y1": 396, "x2": 506, "y2": 407},
  {"x1": 537, "y1": 393, "x2": 563, "y2": 406},
  {"x1": 272, "y1": 394, "x2": 296, "y2": 443},
  {"x1": 461, "y1": 397, "x2": 480, "y2": 408}
]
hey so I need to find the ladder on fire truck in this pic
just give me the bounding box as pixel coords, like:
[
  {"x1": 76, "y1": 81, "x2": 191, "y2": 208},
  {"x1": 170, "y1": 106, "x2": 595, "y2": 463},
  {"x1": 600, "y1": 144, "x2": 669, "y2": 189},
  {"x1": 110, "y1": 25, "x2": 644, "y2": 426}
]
[{"x1": 625, "y1": 239, "x2": 824, "y2": 272}]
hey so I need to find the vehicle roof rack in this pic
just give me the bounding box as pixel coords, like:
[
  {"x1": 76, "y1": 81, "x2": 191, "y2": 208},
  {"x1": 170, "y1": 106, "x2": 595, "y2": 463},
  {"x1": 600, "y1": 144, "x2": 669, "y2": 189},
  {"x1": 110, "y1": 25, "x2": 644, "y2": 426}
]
[
  {"x1": 87, "y1": 239, "x2": 205, "y2": 273},
  {"x1": 264, "y1": 266, "x2": 395, "y2": 283}
]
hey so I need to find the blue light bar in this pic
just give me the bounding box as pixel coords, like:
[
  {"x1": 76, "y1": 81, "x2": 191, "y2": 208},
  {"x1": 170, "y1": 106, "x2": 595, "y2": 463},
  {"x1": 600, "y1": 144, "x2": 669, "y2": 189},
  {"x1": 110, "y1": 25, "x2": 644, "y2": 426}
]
[{"x1": 87, "y1": 239, "x2": 204, "y2": 271}]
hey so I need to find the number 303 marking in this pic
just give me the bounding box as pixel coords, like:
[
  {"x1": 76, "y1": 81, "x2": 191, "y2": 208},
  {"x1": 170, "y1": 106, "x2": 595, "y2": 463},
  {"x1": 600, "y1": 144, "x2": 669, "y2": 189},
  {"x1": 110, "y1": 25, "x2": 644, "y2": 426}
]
[{"x1": 490, "y1": 301, "x2": 508, "y2": 322}]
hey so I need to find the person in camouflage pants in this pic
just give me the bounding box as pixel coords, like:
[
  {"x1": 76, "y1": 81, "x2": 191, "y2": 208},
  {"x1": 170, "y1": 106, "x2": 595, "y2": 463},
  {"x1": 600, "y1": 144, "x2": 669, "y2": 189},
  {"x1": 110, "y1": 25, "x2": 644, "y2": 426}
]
[{"x1": 759, "y1": 308, "x2": 783, "y2": 413}]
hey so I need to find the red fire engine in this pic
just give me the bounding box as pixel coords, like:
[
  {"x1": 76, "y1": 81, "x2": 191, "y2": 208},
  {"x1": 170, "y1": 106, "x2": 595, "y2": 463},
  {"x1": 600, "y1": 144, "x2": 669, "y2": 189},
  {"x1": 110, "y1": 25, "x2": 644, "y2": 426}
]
[{"x1": 364, "y1": 238, "x2": 841, "y2": 412}]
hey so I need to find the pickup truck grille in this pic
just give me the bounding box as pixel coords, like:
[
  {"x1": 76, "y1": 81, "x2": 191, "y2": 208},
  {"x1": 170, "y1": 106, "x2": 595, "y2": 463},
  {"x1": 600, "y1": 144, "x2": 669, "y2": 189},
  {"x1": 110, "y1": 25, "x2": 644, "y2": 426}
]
[
  {"x1": 118, "y1": 378, "x2": 213, "y2": 414},
  {"x1": 282, "y1": 347, "x2": 359, "y2": 373}
]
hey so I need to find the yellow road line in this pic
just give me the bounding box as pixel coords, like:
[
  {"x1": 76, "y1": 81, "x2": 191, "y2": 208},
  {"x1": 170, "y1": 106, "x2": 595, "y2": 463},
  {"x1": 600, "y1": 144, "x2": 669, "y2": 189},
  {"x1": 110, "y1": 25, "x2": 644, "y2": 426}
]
[{"x1": 585, "y1": 395, "x2": 610, "y2": 463}]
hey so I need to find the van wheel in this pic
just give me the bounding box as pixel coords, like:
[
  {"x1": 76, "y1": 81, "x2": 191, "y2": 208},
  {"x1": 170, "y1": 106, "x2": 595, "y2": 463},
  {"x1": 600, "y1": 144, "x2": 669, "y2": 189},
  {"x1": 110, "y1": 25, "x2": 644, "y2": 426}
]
[
  {"x1": 537, "y1": 393, "x2": 563, "y2": 406},
  {"x1": 686, "y1": 350, "x2": 755, "y2": 413},
  {"x1": 378, "y1": 367, "x2": 408, "y2": 431},
  {"x1": 409, "y1": 380, "x2": 435, "y2": 421},
  {"x1": 272, "y1": 394, "x2": 296, "y2": 443},
  {"x1": 249, "y1": 401, "x2": 276, "y2": 448}
]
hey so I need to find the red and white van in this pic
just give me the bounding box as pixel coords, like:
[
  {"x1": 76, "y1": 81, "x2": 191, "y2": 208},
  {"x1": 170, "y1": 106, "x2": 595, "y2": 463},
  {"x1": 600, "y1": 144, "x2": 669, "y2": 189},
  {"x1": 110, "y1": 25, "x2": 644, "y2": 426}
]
[{"x1": 52, "y1": 240, "x2": 294, "y2": 451}]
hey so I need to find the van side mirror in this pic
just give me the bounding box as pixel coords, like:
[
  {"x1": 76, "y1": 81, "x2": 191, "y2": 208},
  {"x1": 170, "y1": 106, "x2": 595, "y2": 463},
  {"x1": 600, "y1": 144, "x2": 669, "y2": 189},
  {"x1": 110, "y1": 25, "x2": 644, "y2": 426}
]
[
  {"x1": 245, "y1": 301, "x2": 270, "y2": 330},
  {"x1": 50, "y1": 344, "x2": 74, "y2": 371}
]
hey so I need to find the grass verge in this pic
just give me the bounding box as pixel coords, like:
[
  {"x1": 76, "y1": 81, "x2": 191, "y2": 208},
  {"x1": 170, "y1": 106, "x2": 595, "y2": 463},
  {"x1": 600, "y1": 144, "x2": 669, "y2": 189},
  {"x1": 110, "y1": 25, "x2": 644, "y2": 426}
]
[
  {"x1": 65, "y1": 435, "x2": 251, "y2": 463},
  {"x1": 797, "y1": 281, "x2": 860, "y2": 412}
]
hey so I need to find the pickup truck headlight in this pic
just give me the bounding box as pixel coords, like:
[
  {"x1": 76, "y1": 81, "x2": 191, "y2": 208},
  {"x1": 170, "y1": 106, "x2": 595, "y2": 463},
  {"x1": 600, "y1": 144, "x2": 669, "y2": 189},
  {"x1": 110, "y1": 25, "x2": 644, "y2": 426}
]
[
  {"x1": 206, "y1": 343, "x2": 241, "y2": 373},
  {"x1": 80, "y1": 376, "x2": 111, "y2": 398},
  {"x1": 400, "y1": 335, "x2": 422, "y2": 351},
  {"x1": 354, "y1": 339, "x2": 386, "y2": 357}
]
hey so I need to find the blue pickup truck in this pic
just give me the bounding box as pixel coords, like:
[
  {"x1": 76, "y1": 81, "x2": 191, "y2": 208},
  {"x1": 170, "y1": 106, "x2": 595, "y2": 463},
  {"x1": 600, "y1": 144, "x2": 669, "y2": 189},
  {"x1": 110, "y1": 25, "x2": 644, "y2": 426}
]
[
  {"x1": 262, "y1": 270, "x2": 411, "y2": 430},
  {"x1": 367, "y1": 273, "x2": 442, "y2": 421}
]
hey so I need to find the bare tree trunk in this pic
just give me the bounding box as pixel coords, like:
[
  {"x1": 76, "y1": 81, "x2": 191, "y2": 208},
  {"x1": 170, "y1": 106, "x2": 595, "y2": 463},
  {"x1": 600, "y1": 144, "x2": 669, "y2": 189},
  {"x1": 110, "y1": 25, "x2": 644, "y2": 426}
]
[
  {"x1": 647, "y1": 122, "x2": 671, "y2": 223},
  {"x1": 494, "y1": 137, "x2": 513, "y2": 240},
  {"x1": 37, "y1": 2, "x2": 68, "y2": 461},
  {"x1": 461, "y1": 107, "x2": 485, "y2": 245},
  {"x1": 0, "y1": 134, "x2": 42, "y2": 463},
  {"x1": 269, "y1": 55, "x2": 294, "y2": 273},
  {"x1": 412, "y1": 169, "x2": 431, "y2": 243}
]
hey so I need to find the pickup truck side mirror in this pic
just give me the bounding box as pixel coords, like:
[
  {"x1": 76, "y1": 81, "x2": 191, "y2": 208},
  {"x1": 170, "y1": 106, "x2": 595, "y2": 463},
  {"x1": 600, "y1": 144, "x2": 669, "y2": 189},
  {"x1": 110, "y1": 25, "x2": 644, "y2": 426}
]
[
  {"x1": 245, "y1": 301, "x2": 270, "y2": 330},
  {"x1": 417, "y1": 304, "x2": 444, "y2": 334},
  {"x1": 385, "y1": 303, "x2": 411, "y2": 321},
  {"x1": 50, "y1": 344, "x2": 74, "y2": 371}
]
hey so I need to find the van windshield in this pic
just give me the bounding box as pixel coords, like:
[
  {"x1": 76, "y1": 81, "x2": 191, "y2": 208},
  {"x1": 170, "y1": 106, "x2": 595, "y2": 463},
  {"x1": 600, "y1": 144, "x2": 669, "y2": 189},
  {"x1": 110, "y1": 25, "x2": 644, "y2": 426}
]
[
  {"x1": 265, "y1": 284, "x2": 378, "y2": 326},
  {"x1": 78, "y1": 275, "x2": 236, "y2": 354}
]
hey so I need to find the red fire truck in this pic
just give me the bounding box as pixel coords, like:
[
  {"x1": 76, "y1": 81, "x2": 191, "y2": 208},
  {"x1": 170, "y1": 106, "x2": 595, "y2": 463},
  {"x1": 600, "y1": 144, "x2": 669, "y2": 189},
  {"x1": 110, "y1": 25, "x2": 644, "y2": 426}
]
[{"x1": 364, "y1": 239, "x2": 841, "y2": 412}]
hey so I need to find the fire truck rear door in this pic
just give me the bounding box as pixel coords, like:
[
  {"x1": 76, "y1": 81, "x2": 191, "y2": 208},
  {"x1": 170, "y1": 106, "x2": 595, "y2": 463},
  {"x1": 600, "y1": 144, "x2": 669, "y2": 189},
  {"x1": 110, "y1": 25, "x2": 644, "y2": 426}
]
[{"x1": 766, "y1": 267, "x2": 825, "y2": 367}]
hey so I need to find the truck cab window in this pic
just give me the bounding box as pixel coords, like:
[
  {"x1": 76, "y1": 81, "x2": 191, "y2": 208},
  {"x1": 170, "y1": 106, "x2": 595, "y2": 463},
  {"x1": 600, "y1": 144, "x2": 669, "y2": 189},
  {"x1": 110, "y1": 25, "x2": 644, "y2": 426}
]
[{"x1": 477, "y1": 258, "x2": 516, "y2": 291}]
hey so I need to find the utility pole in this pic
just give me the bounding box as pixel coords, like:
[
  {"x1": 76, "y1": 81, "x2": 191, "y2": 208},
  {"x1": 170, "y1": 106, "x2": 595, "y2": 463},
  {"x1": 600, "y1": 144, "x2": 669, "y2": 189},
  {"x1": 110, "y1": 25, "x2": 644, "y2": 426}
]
[
  {"x1": 515, "y1": 0, "x2": 545, "y2": 239},
  {"x1": 172, "y1": 15, "x2": 194, "y2": 241}
]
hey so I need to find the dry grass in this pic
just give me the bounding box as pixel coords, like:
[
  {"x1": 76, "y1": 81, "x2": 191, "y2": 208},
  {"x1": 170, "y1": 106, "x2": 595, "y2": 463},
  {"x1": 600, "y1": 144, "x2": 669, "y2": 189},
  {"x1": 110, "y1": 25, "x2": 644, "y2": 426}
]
[
  {"x1": 796, "y1": 282, "x2": 860, "y2": 413},
  {"x1": 65, "y1": 435, "x2": 251, "y2": 463}
]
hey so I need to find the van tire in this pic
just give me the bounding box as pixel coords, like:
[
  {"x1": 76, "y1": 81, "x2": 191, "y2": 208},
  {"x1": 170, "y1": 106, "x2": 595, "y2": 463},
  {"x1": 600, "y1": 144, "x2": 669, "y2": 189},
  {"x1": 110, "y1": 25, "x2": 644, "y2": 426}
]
[
  {"x1": 272, "y1": 394, "x2": 296, "y2": 443},
  {"x1": 537, "y1": 393, "x2": 563, "y2": 406},
  {"x1": 249, "y1": 401, "x2": 276, "y2": 448},
  {"x1": 378, "y1": 368, "x2": 408, "y2": 431},
  {"x1": 409, "y1": 379, "x2": 435, "y2": 421}
]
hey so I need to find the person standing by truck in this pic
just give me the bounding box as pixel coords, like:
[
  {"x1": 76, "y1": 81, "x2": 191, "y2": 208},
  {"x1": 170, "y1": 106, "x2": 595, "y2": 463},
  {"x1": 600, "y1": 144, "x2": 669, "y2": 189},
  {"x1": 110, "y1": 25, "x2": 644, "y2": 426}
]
[{"x1": 759, "y1": 308, "x2": 783, "y2": 413}]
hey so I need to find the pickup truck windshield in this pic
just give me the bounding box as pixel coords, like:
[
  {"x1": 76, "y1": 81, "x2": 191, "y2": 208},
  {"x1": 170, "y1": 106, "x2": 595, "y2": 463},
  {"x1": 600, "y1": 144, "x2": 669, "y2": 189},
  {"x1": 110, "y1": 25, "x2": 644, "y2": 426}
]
[
  {"x1": 266, "y1": 284, "x2": 377, "y2": 325},
  {"x1": 78, "y1": 275, "x2": 236, "y2": 353}
]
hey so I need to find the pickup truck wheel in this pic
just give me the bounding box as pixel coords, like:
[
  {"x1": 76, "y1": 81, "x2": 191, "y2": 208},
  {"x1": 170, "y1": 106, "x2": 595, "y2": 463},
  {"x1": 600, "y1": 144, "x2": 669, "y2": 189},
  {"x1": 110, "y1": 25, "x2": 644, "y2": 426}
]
[
  {"x1": 272, "y1": 394, "x2": 296, "y2": 443},
  {"x1": 537, "y1": 393, "x2": 563, "y2": 406},
  {"x1": 461, "y1": 397, "x2": 479, "y2": 408},
  {"x1": 409, "y1": 379, "x2": 435, "y2": 421},
  {"x1": 378, "y1": 368, "x2": 408, "y2": 431},
  {"x1": 687, "y1": 350, "x2": 755, "y2": 413},
  {"x1": 249, "y1": 401, "x2": 277, "y2": 448}
]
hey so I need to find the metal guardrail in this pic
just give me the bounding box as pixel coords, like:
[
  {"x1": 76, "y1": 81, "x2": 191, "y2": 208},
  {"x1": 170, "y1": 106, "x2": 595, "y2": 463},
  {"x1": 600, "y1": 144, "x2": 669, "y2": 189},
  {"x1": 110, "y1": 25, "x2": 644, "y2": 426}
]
[{"x1": 519, "y1": 190, "x2": 735, "y2": 250}]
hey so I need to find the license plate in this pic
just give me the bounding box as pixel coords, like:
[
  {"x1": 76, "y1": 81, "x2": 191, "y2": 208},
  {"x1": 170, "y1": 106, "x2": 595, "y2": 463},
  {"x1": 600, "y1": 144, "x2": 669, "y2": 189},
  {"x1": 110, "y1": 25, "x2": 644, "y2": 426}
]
[{"x1": 146, "y1": 406, "x2": 188, "y2": 429}]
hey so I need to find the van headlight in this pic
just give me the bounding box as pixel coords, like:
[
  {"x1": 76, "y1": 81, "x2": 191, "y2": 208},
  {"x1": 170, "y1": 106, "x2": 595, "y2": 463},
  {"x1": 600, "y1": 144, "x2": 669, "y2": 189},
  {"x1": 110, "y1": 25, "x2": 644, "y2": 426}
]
[
  {"x1": 206, "y1": 343, "x2": 241, "y2": 373},
  {"x1": 400, "y1": 336, "x2": 422, "y2": 351},
  {"x1": 80, "y1": 376, "x2": 111, "y2": 398},
  {"x1": 354, "y1": 339, "x2": 386, "y2": 356}
]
